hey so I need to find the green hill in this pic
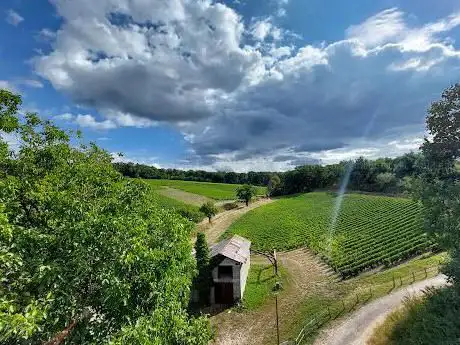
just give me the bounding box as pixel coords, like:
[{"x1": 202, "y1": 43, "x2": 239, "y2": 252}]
[{"x1": 227, "y1": 192, "x2": 433, "y2": 277}]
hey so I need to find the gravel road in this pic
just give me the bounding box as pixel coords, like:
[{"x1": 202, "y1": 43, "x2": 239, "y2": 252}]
[{"x1": 313, "y1": 275, "x2": 448, "y2": 345}]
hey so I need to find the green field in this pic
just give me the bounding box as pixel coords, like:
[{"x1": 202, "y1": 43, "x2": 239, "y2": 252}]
[
  {"x1": 144, "y1": 179, "x2": 266, "y2": 200},
  {"x1": 227, "y1": 192, "x2": 433, "y2": 277},
  {"x1": 150, "y1": 190, "x2": 204, "y2": 222}
]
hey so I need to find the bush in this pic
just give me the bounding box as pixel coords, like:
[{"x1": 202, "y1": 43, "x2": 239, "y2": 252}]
[{"x1": 223, "y1": 202, "x2": 239, "y2": 210}]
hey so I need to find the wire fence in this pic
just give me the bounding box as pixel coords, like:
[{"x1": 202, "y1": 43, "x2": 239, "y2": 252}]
[{"x1": 293, "y1": 264, "x2": 441, "y2": 345}]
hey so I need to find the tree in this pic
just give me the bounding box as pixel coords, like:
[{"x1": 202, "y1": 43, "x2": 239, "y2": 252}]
[
  {"x1": 236, "y1": 184, "x2": 257, "y2": 206},
  {"x1": 194, "y1": 233, "x2": 211, "y2": 306},
  {"x1": 375, "y1": 172, "x2": 399, "y2": 193},
  {"x1": 199, "y1": 201, "x2": 218, "y2": 223},
  {"x1": 267, "y1": 174, "x2": 281, "y2": 196},
  {"x1": 417, "y1": 84, "x2": 460, "y2": 289},
  {"x1": 0, "y1": 89, "x2": 211, "y2": 344}
]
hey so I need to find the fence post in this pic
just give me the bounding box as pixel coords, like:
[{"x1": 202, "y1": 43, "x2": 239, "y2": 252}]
[
  {"x1": 392, "y1": 275, "x2": 396, "y2": 288},
  {"x1": 412, "y1": 272, "x2": 416, "y2": 283},
  {"x1": 424, "y1": 268, "x2": 428, "y2": 278}
]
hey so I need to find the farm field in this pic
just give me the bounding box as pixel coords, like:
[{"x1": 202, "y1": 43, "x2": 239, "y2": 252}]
[
  {"x1": 226, "y1": 192, "x2": 433, "y2": 277},
  {"x1": 150, "y1": 189, "x2": 204, "y2": 222},
  {"x1": 144, "y1": 179, "x2": 266, "y2": 200}
]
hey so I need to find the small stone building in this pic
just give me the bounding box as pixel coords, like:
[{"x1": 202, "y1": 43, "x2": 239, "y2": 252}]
[{"x1": 210, "y1": 235, "x2": 251, "y2": 305}]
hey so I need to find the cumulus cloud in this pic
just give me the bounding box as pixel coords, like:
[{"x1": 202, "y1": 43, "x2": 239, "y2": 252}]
[
  {"x1": 6, "y1": 9, "x2": 24, "y2": 26},
  {"x1": 35, "y1": 2, "x2": 460, "y2": 169},
  {"x1": 55, "y1": 113, "x2": 117, "y2": 130}
]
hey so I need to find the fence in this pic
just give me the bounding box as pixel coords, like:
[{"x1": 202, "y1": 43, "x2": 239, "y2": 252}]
[{"x1": 293, "y1": 265, "x2": 441, "y2": 345}]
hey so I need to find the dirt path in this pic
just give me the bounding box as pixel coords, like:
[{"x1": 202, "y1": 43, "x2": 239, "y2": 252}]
[
  {"x1": 197, "y1": 198, "x2": 274, "y2": 245},
  {"x1": 313, "y1": 275, "x2": 448, "y2": 345},
  {"x1": 211, "y1": 249, "x2": 335, "y2": 345}
]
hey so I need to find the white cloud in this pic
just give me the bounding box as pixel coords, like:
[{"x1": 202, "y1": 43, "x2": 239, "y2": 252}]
[
  {"x1": 20, "y1": 80, "x2": 44, "y2": 88},
  {"x1": 35, "y1": 2, "x2": 460, "y2": 170},
  {"x1": 6, "y1": 9, "x2": 24, "y2": 26},
  {"x1": 251, "y1": 19, "x2": 273, "y2": 41},
  {"x1": 54, "y1": 113, "x2": 74, "y2": 121},
  {"x1": 346, "y1": 8, "x2": 406, "y2": 47},
  {"x1": 0, "y1": 80, "x2": 15, "y2": 92},
  {"x1": 75, "y1": 114, "x2": 117, "y2": 130}
]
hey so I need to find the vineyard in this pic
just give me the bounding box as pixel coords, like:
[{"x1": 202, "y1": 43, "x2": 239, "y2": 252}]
[
  {"x1": 227, "y1": 192, "x2": 434, "y2": 277},
  {"x1": 144, "y1": 179, "x2": 266, "y2": 200}
]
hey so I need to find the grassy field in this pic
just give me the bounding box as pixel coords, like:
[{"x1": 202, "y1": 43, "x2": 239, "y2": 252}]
[
  {"x1": 144, "y1": 179, "x2": 266, "y2": 200},
  {"x1": 227, "y1": 192, "x2": 433, "y2": 277},
  {"x1": 242, "y1": 264, "x2": 287, "y2": 310},
  {"x1": 150, "y1": 190, "x2": 204, "y2": 222}
]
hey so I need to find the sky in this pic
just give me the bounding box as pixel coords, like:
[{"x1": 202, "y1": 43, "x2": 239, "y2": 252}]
[{"x1": 1, "y1": 0, "x2": 460, "y2": 172}]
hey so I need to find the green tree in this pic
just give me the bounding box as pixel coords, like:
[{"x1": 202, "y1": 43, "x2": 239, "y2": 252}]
[
  {"x1": 418, "y1": 84, "x2": 460, "y2": 289},
  {"x1": 0, "y1": 89, "x2": 211, "y2": 344},
  {"x1": 199, "y1": 202, "x2": 218, "y2": 223},
  {"x1": 267, "y1": 174, "x2": 281, "y2": 196},
  {"x1": 236, "y1": 184, "x2": 257, "y2": 206},
  {"x1": 194, "y1": 233, "x2": 211, "y2": 306}
]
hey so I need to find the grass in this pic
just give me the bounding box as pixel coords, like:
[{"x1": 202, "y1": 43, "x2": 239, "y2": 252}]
[
  {"x1": 144, "y1": 179, "x2": 266, "y2": 200},
  {"x1": 368, "y1": 285, "x2": 460, "y2": 345},
  {"x1": 150, "y1": 190, "x2": 204, "y2": 223},
  {"x1": 287, "y1": 252, "x2": 446, "y2": 345},
  {"x1": 242, "y1": 264, "x2": 287, "y2": 310},
  {"x1": 227, "y1": 192, "x2": 432, "y2": 277}
]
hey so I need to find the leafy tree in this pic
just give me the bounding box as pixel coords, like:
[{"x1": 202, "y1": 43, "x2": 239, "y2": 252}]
[
  {"x1": 199, "y1": 202, "x2": 218, "y2": 223},
  {"x1": 236, "y1": 184, "x2": 257, "y2": 206},
  {"x1": 194, "y1": 233, "x2": 211, "y2": 306},
  {"x1": 375, "y1": 172, "x2": 399, "y2": 193},
  {"x1": 417, "y1": 84, "x2": 460, "y2": 289},
  {"x1": 0, "y1": 89, "x2": 211, "y2": 344},
  {"x1": 267, "y1": 174, "x2": 281, "y2": 196}
]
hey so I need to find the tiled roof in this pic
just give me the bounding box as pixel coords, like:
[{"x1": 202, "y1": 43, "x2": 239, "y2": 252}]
[{"x1": 211, "y1": 235, "x2": 251, "y2": 263}]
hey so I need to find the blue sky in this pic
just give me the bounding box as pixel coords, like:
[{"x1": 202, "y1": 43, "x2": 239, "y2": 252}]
[{"x1": 1, "y1": 0, "x2": 460, "y2": 171}]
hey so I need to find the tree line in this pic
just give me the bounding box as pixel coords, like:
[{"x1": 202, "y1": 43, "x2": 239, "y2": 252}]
[
  {"x1": 116, "y1": 152, "x2": 424, "y2": 197},
  {"x1": 114, "y1": 162, "x2": 271, "y2": 185}
]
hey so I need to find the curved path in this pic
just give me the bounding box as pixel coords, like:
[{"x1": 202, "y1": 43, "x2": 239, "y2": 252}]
[
  {"x1": 313, "y1": 275, "x2": 448, "y2": 345},
  {"x1": 197, "y1": 198, "x2": 274, "y2": 244}
]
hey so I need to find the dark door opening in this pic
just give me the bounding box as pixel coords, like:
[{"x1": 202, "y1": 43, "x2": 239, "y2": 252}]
[{"x1": 215, "y1": 282, "x2": 234, "y2": 304}]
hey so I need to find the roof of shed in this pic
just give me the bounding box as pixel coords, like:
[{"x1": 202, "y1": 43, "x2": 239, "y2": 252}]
[{"x1": 211, "y1": 235, "x2": 251, "y2": 263}]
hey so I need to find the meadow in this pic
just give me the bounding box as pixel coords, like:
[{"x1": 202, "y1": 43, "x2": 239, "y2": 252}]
[
  {"x1": 226, "y1": 192, "x2": 433, "y2": 277},
  {"x1": 144, "y1": 179, "x2": 267, "y2": 200},
  {"x1": 150, "y1": 189, "x2": 204, "y2": 222}
]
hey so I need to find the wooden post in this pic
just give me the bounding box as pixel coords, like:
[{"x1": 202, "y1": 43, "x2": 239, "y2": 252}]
[
  {"x1": 424, "y1": 268, "x2": 428, "y2": 278},
  {"x1": 392, "y1": 275, "x2": 396, "y2": 288},
  {"x1": 412, "y1": 272, "x2": 416, "y2": 283},
  {"x1": 275, "y1": 294, "x2": 280, "y2": 345}
]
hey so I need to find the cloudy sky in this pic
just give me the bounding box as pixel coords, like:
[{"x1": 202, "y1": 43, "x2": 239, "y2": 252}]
[{"x1": 1, "y1": 0, "x2": 460, "y2": 171}]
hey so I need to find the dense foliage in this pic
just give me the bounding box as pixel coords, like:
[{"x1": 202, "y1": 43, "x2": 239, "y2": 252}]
[
  {"x1": 199, "y1": 202, "x2": 218, "y2": 223},
  {"x1": 144, "y1": 178, "x2": 266, "y2": 200},
  {"x1": 417, "y1": 84, "x2": 460, "y2": 289},
  {"x1": 193, "y1": 233, "x2": 211, "y2": 306},
  {"x1": 115, "y1": 162, "x2": 271, "y2": 185},
  {"x1": 0, "y1": 90, "x2": 211, "y2": 344},
  {"x1": 227, "y1": 192, "x2": 431, "y2": 278},
  {"x1": 236, "y1": 184, "x2": 257, "y2": 206}
]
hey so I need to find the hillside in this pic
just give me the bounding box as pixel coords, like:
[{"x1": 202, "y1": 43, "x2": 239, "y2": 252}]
[
  {"x1": 144, "y1": 179, "x2": 267, "y2": 200},
  {"x1": 227, "y1": 192, "x2": 433, "y2": 277}
]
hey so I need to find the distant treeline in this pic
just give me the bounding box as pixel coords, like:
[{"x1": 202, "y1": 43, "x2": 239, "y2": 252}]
[
  {"x1": 114, "y1": 152, "x2": 424, "y2": 196},
  {"x1": 113, "y1": 162, "x2": 272, "y2": 185}
]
